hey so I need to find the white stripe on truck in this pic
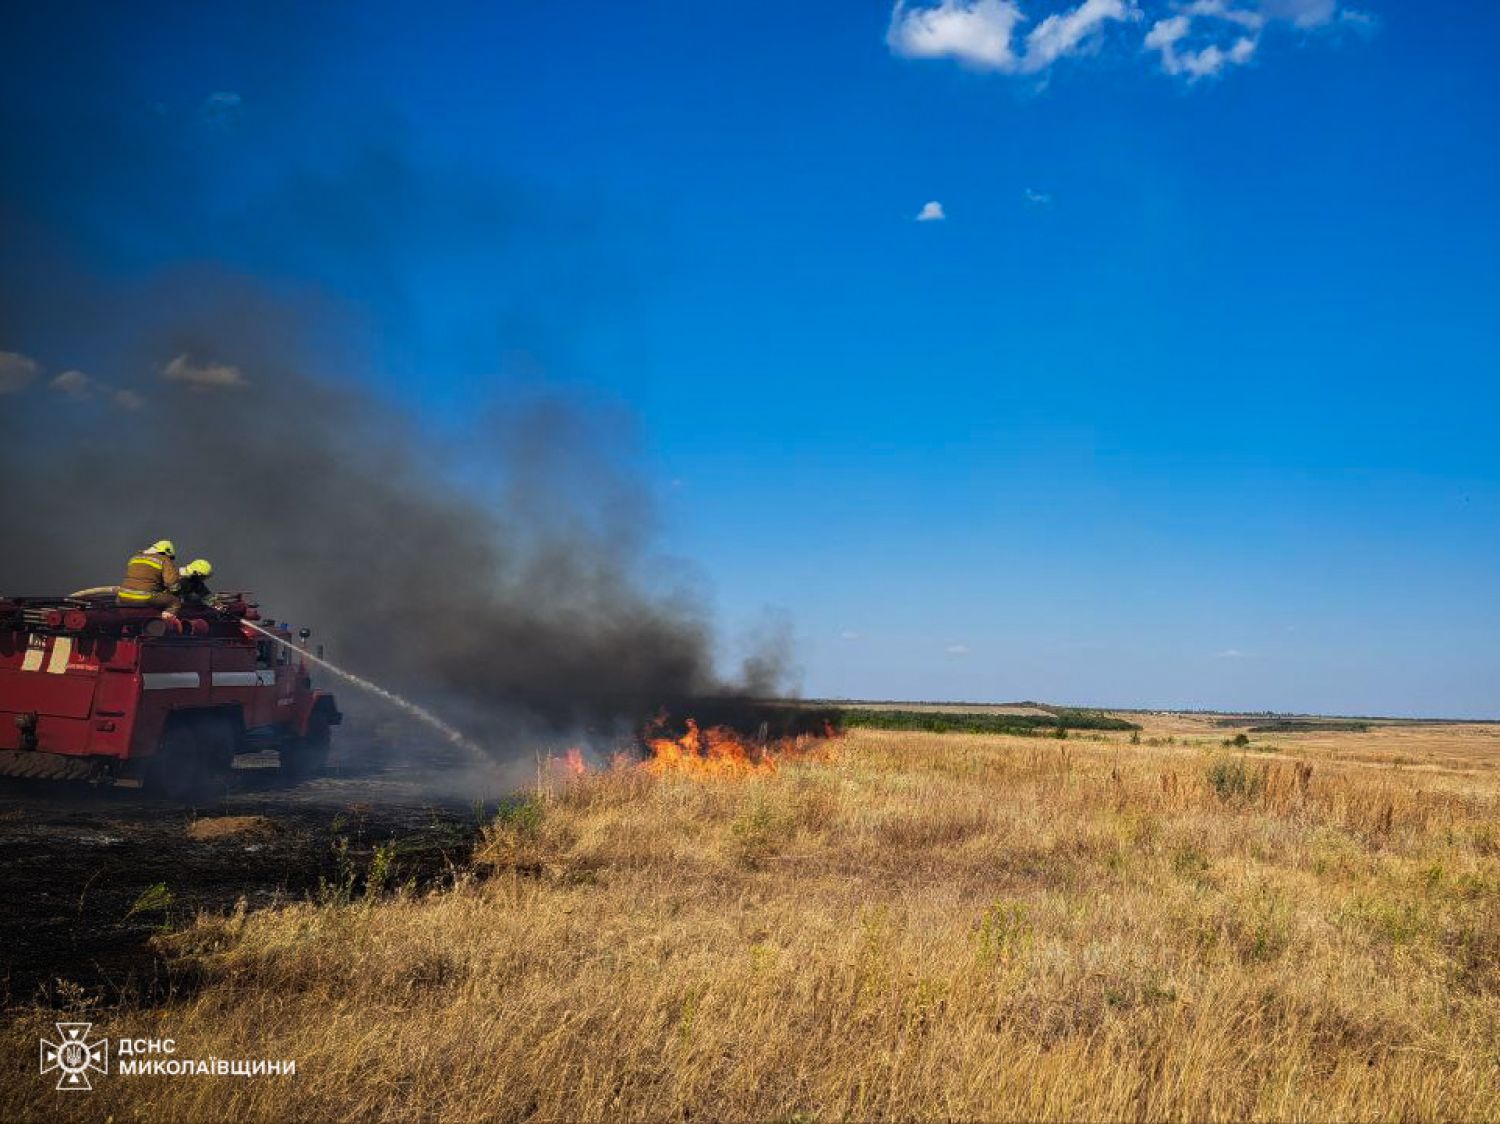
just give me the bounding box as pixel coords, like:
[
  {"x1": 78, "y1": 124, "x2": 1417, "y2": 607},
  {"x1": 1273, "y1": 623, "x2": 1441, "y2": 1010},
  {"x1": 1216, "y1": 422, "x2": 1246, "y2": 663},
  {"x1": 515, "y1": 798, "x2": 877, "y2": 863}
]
[
  {"x1": 21, "y1": 636, "x2": 45, "y2": 672},
  {"x1": 46, "y1": 636, "x2": 73, "y2": 674},
  {"x1": 211, "y1": 670, "x2": 276, "y2": 688},
  {"x1": 141, "y1": 672, "x2": 201, "y2": 690}
]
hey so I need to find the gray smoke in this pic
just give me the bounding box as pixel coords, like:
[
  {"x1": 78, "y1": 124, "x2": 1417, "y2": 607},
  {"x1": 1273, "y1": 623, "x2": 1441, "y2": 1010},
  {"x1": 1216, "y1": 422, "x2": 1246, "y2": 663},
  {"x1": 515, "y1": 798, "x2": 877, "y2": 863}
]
[
  {"x1": 0, "y1": 20, "x2": 798, "y2": 766},
  {"x1": 0, "y1": 284, "x2": 784, "y2": 747}
]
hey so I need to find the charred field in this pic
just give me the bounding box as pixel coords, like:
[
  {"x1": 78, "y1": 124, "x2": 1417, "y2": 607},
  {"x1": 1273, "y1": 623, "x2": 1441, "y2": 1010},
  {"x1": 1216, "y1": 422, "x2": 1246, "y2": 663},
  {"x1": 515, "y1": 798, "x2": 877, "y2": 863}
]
[
  {"x1": 2, "y1": 711, "x2": 1499, "y2": 1122},
  {"x1": 0, "y1": 757, "x2": 484, "y2": 1010}
]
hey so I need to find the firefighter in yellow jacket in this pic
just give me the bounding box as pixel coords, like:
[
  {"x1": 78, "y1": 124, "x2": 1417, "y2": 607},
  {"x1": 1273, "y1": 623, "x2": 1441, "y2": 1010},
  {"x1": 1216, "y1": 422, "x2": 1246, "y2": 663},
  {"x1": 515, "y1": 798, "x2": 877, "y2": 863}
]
[
  {"x1": 116, "y1": 540, "x2": 182, "y2": 616},
  {"x1": 173, "y1": 558, "x2": 215, "y2": 606}
]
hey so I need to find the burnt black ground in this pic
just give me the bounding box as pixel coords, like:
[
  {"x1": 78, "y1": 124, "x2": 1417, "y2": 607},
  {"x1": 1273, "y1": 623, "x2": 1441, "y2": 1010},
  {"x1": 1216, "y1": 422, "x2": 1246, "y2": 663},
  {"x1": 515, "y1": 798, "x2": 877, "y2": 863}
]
[{"x1": 0, "y1": 747, "x2": 491, "y2": 1011}]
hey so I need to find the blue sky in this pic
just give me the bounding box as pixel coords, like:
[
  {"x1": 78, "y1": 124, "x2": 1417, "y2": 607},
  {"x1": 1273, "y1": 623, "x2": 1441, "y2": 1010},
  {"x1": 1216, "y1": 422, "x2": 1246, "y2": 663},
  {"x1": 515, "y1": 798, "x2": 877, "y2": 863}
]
[{"x1": 2, "y1": 1, "x2": 1498, "y2": 715}]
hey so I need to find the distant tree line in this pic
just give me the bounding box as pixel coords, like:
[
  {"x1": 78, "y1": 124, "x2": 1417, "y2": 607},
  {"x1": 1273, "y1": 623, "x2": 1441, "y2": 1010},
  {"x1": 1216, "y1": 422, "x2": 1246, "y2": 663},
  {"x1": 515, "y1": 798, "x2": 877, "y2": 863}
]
[{"x1": 837, "y1": 709, "x2": 1139, "y2": 736}]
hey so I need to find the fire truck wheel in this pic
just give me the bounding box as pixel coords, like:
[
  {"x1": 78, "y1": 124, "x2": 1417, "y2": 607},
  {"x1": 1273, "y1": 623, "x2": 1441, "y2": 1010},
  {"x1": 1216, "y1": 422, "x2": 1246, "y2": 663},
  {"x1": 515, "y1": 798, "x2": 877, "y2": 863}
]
[
  {"x1": 147, "y1": 714, "x2": 235, "y2": 803},
  {"x1": 280, "y1": 710, "x2": 331, "y2": 783}
]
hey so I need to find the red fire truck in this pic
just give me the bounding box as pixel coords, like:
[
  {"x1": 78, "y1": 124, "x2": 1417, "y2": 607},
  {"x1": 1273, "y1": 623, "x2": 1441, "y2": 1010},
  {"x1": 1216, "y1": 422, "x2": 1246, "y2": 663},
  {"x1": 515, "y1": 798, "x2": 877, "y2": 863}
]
[{"x1": 0, "y1": 594, "x2": 340, "y2": 800}]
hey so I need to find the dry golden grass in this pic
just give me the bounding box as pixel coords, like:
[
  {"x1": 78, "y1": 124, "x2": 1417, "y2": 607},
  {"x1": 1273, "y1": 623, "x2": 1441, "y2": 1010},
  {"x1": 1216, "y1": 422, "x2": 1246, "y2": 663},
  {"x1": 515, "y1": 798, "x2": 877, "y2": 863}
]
[
  {"x1": 8, "y1": 722, "x2": 1500, "y2": 1122},
  {"x1": 184, "y1": 815, "x2": 280, "y2": 842}
]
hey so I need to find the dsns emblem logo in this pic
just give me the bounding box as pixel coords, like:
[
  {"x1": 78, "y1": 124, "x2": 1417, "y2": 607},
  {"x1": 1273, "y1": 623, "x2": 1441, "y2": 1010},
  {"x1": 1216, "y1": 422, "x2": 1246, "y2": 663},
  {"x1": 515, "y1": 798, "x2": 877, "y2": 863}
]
[{"x1": 40, "y1": 1023, "x2": 108, "y2": 1091}]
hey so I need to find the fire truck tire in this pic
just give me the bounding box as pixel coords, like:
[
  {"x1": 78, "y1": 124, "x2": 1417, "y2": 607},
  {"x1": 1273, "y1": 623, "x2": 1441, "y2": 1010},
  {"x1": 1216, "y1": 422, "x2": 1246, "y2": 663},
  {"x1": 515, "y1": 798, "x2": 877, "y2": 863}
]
[
  {"x1": 146, "y1": 713, "x2": 235, "y2": 803},
  {"x1": 280, "y1": 710, "x2": 331, "y2": 783}
]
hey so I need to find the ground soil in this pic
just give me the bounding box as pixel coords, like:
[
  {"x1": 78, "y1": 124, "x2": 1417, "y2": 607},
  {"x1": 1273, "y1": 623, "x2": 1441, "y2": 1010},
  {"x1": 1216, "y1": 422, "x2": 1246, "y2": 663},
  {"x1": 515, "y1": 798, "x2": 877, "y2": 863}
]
[{"x1": 0, "y1": 755, "x2": 483, "y2": 1010}]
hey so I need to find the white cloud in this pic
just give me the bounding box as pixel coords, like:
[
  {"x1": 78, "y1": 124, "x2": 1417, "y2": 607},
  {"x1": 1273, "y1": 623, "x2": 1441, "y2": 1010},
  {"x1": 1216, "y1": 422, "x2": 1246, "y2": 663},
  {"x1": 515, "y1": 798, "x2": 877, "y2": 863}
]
[
  {"x1": 840, "y1": 630, "x2": 863, "y2": 641},
  {"x1": 889, "y1": 0, "x2": 1138, "y2": 75},
  {"x1": 0, "y1": 350, "x2": 40, "y2": 394},
  {"x1": 49, "y1": 369, "x2": 95, "y2": 399},
  {"x1": 1145, "y1": 9, "x2": 1258, "y2": 79},
  {"x1": 1024, "y1": 187, "x2": 1053, "y2": 205},
  {"x1": 1216, "y1": 648, "x2": 1251, "y2": 659},
  {"x1": 916, "y1": 200, "x2": 947, "y2": 221},
  {"x1": 1143, "y1": 0, "x2": 1366, "y2": 80},
  {"x1": 888, "y1": 0, "x2": 1025, "y2": 71},
  {"x1": 163, "y1": 354, "x2": 247, "y2": 389},
  {"x1": 1182, "y1": 0, "x2": 1265, "y2": 30},
  {"x1": 1024, "y1": 0, "x2": 1141, "y2": 71},
  {"x1": 891, "y1": 0, "x2": 1372, "y2": 83},
  {"x1": 945, "y1": 643, "x2": 971, "y2": 655},
  {"x1": 49, "y1": 369, "x2": 146, "y2": 410},
  {"x1": 1143, "y1": 13, "x2": 1190, "y2": 47}
]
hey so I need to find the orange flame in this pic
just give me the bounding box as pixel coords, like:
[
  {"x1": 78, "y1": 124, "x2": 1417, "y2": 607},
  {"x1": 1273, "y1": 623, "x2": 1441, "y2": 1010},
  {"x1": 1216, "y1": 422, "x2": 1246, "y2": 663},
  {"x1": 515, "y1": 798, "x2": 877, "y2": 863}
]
[
  {"x1": 544, "y1": 746, "x2": 590, "y2": 784},
  {"x1": 643, "y1": 719, "x2": 776, "y2": 778},
  {"x1": 547, "y1": 718, "x2": 841, "y2": 784}
]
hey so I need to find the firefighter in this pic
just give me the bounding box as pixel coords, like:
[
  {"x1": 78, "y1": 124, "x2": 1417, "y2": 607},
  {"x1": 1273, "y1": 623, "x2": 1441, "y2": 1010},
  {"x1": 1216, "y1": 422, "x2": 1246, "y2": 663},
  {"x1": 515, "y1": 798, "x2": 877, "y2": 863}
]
[
  {"x1": 116, "y1": 539, "x2": 182, "y2": 616},
  {"x1": 174, "y1": 558, "x2": 215, "y2": 606}
]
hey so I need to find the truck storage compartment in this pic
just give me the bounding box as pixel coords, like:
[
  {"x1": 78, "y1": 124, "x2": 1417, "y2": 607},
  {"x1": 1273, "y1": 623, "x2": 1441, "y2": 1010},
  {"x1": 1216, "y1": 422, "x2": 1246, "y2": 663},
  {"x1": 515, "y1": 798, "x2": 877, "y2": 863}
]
[{"x1": 0, "y1": 670, "x2": 96, "y2": 718}]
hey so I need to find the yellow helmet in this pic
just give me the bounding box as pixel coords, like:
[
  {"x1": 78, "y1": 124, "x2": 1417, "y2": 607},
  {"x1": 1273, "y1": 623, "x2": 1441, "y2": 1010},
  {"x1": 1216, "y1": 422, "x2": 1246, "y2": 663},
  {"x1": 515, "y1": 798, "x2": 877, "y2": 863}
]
[
  {"x1": 147, "y1": 539, "x2": 176, "y2": 558},
  {"x1": 182, "y1": 558, "x2": 213, "y2": 579}
]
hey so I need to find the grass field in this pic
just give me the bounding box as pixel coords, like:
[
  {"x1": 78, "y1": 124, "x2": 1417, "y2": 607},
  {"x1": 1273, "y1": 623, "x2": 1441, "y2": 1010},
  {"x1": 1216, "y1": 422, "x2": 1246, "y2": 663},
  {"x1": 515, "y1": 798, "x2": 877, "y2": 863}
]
[{"x1": 7, "y1": 714, "x2": 1500, "y2": 1122}]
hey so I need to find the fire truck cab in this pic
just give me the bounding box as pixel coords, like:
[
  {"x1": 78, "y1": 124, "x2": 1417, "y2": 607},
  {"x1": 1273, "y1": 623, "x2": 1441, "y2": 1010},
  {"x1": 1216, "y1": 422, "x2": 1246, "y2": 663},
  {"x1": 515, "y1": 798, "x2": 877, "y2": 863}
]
[{"x1": 0, "y1": 594, "x2": 340, "y2": 800}]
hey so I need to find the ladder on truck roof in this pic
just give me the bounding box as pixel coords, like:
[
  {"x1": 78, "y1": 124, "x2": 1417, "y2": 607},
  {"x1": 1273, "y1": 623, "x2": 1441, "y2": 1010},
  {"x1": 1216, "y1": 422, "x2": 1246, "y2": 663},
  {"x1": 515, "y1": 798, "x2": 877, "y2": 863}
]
[
  {"x1": 0, "y1": 593, "x2": 261, "y2": 637},
  {"x1": 0, "y1": 596, "x2": 91, "y2": 631}
]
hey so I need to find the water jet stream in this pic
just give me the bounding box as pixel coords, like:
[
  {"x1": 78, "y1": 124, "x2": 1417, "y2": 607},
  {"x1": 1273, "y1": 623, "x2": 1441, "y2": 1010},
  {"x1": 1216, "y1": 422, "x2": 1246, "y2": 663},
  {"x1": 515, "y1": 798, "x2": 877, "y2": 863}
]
[{"x1": 240, "y1": 618, "x2": 487, "y2": 760}]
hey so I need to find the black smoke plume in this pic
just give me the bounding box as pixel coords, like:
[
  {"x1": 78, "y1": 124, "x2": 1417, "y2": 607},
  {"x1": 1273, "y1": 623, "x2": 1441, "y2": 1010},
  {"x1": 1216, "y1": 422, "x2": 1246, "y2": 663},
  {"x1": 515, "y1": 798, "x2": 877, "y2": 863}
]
[
  {"x1": 0, "y1": 277, "x2": 795, "y2": 748},
  {"x1": 0, "y1": 45, "x2": 794, "y2": 752}
]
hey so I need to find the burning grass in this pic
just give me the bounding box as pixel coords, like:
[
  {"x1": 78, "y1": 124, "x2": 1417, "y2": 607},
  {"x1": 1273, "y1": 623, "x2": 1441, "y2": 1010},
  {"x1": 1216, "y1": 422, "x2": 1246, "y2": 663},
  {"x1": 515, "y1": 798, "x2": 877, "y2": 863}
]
[{"x1": 6, "y1": 719, "x2": 1500, "y2": 1121}]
